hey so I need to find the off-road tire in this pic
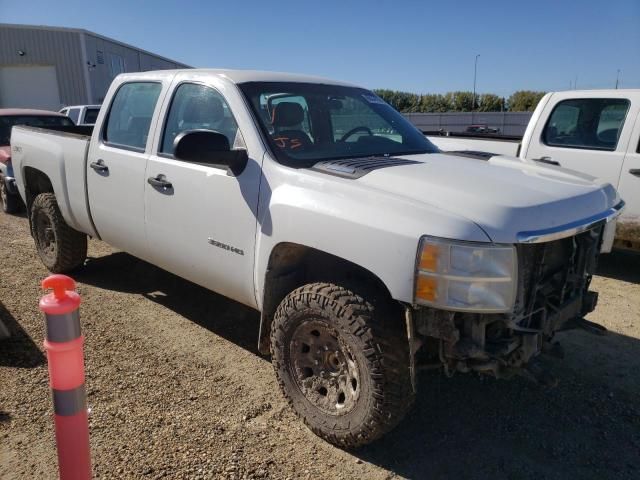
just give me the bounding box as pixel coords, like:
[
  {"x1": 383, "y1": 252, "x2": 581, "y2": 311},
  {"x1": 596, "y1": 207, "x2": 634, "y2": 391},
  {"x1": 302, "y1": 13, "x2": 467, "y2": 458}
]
[
  {"x1": 270, "y1": 282, "x2": 414, "y2": 448},
  {"x1": 0, "y1": 178, "x2": 19, "y2": 214},
  {"x1": 30, "y1": 193, "x2": 87, "y2": 273}
]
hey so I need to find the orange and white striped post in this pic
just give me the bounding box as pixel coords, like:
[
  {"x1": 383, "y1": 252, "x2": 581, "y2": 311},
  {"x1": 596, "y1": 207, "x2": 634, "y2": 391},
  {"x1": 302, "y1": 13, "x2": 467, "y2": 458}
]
[{"x1": 40, "y1": 274, "x2": 91, "y2": 480}]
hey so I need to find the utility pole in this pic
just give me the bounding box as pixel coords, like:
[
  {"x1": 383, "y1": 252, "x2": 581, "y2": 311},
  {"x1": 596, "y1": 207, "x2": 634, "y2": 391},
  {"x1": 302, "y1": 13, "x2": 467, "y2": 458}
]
[
  {"x1": 615, "y1": 69, "x2": 621, "y2": 89},
  {"x1": 472, "y1": 54, "x2": 480, "y2": 111}
]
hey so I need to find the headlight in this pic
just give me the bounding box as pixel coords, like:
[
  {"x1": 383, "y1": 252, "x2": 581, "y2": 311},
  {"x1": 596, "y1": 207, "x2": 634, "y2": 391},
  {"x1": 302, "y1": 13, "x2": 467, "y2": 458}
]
[{"x1": 415, "y1": 236, "x2": 517, "y2": 313}]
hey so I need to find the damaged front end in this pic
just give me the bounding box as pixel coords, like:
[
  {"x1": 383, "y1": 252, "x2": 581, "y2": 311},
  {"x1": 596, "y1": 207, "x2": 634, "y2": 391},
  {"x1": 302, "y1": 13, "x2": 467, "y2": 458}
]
[{"x1": 411, "y1": 226, "x2": 608, "y2": 383}]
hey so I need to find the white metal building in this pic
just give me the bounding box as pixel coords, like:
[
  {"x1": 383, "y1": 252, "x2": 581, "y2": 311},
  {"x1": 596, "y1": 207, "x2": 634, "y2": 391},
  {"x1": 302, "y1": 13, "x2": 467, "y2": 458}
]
[{"x1": 0, "y1": 23, "x2": 190, "y2": 110}]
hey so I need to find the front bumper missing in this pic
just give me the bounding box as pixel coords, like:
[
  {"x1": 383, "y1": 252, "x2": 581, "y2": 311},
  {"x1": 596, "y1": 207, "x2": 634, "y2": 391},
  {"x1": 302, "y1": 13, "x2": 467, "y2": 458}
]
[{"x1": 412, "y1": 288, "x2": 601, "y2": 379}]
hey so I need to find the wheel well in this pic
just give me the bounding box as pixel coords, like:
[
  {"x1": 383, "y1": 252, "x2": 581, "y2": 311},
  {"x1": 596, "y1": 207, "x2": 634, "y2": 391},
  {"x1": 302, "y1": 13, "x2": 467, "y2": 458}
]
[
  {"x1": 23, "y1": 167, "x2": 54, "y2": 211},
  {"x1": 22, "y1": 168, "x2": 54, "y2": 233},
  {"x1": 258, "y1": 242, "x2": 396, "y2": 354}
]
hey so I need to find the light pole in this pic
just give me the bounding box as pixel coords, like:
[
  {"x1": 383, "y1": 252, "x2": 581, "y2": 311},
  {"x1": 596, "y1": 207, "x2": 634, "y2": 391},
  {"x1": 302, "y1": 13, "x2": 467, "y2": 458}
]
[{"x1": 472, "y1": 54, "x2": 480, "y2": 111}]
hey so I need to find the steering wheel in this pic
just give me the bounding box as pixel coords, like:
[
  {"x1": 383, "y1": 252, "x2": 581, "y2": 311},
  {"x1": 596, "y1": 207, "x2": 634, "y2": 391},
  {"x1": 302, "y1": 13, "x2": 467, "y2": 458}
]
[{"x1": 339, "y1": 126, "x2": 373, "y2": 142}]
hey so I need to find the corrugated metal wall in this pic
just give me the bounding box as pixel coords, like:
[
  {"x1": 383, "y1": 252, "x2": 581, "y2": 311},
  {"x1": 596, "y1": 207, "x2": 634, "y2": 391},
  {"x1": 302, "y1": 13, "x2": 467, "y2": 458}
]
[
  {"x1": 0, "y1": 24, "x2": 190, "y2": 108},
  {"x1": 83, "y1": 33, "x2": 189, "y2": 104},
  {"x1": 404, "y1": 112, "x2": 533, "y2": 136},
  {"x1": 0, "y1": 25, "x2": 87, "y2": 107}
]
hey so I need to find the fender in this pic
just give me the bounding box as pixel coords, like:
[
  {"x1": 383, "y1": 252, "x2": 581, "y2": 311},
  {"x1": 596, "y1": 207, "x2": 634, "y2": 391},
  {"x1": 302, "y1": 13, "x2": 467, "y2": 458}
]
[{"x1": 253, "y1": 161, "x2": 490, "y2": 309}]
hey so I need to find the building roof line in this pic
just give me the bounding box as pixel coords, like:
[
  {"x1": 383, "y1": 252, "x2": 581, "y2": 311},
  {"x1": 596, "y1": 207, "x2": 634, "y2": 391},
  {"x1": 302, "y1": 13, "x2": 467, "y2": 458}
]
[{"x1": 0, "y1": 23, "x2": 191, "y2": 68}]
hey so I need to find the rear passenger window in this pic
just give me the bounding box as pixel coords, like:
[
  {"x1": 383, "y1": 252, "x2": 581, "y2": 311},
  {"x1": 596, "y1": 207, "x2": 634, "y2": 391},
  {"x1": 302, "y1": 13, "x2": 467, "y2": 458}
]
[
  {"x1": 67, "y1": 108, "x2": 80, "y2": 124},
  {"x1": 543, "y1": 98, "x2": 630, "y2": 151},
  {"x1": 160, "y1": 83, "x2": 241, "y2": 155},
  {"x1": 104, "y1": 82, "x2": 162, "y2": 150}
]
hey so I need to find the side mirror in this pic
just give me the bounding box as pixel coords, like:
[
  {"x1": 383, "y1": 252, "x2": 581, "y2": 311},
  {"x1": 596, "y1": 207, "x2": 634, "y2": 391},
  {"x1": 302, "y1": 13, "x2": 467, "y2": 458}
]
[{"x1": 173, "y1": 129, "x2": 248, "y2": 176}]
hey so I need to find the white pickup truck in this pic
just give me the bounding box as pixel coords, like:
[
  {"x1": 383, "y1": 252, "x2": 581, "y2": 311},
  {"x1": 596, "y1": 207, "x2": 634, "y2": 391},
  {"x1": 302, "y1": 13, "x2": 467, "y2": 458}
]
[
  {"x1": 428, "y1": 90, "x2": 640, "y2": 250},
  {"x1": 59, "y1": 104, "x2": 102, "y2": 126},
  {"x1": 11, "y1": 70, "x2": 623, "y2": 447}
]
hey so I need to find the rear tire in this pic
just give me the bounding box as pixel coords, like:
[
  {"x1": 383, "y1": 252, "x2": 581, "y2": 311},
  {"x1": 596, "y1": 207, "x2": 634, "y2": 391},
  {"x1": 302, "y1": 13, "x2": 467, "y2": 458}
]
[
  {"x1": 0, "y1": 178, "x2": 19, "y2": 214},
  {"x1": 270, "y1": 282, "x2": 414, "y2": 448},
  {"x1": 30, "y1": 193, "x2": 87, "y2": 273}
]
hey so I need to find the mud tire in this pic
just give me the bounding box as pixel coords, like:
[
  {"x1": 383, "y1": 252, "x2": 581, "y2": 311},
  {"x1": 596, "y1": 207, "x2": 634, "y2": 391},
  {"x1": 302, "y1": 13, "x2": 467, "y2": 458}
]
[
  {"x1": 270, "y1": 282, "x2": 414, "y2": 448},
  {"x1": 30, "y1": 193, "x2": 87, "y2": 273}
]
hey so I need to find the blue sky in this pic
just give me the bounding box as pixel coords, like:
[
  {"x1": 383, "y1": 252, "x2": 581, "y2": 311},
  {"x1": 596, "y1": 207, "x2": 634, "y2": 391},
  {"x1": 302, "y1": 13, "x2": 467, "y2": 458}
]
[{"x1": 1, "y1": 0, "x2": 639, "y2": 96}]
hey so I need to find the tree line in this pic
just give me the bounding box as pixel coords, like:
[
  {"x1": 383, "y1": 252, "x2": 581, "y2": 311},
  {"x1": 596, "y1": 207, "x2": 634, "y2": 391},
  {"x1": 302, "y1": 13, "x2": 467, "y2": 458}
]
[{"x1": 372, "y1": 89, "x2": 546, "y2": 113}]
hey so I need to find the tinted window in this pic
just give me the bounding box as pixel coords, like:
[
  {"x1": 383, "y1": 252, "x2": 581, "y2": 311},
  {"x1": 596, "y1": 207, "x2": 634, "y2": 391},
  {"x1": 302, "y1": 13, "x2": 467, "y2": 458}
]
[
  {"x1": 240, "y1": 82, "x2": 437, "y2": 165},
  {"x1": 160, "y1": 83, "x2": 240, "y2": 154},
  {"x1": 83, "y1": 108, "x2": 100, "y2": 125},
  {"x1": 0, "y1": 115, "x2": 74, "y2": 145},
  {"x1": 67, "y1": 108, "x2": 81, "y2": 124},
  {"x1": 104, "y1": 82, "x2": 162, "y2": 150},
  {"x1": 543, "y1": 98, "x2": 630, "y2": 151}
]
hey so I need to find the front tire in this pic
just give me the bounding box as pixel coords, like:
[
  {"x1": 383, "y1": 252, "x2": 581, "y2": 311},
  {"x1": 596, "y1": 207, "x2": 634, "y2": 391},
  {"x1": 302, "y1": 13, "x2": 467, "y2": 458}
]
[
  {"x1": 31, "y1": 193, "x2": 87, "y2": 273},
  {"x1": 270, "y1": 282, "x2": 414, "y2": 448}
]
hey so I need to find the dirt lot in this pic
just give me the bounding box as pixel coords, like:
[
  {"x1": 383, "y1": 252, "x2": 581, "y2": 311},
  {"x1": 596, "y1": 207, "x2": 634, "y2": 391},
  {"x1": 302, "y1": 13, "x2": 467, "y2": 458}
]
[{"x1": 1, "y1": 211, "x2": 639, "y2": 480}]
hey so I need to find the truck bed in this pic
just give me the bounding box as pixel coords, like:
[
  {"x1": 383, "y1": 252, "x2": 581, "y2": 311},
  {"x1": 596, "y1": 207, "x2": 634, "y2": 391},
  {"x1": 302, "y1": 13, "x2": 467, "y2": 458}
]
[{"x1": 11, "y1": 125, "x2": 98, "y2": 237}]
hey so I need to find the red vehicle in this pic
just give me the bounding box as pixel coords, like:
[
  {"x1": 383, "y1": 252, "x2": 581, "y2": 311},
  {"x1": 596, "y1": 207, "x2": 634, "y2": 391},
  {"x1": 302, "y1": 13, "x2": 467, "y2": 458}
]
[{"x1": 0, "y1": 109, "x2": 74, "y2": 213}]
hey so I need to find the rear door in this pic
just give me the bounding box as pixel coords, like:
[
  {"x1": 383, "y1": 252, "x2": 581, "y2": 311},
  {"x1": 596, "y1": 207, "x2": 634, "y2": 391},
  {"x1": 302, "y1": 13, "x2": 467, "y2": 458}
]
[
  {"x1": 524, "y1": 92, "x2": 635, "y2": 189},
  {"x1": 143, "y1": 78, "x2": 263, "y2": 308},
  {"x1": 86, "y1": 78, "x2": 170, "y2": 257}
]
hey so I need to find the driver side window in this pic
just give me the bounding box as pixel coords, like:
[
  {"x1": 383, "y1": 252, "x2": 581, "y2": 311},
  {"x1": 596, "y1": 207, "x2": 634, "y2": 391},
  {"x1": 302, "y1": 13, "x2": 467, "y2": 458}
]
[{"x1": 160, "y1": 83, "x2": 241, "y2": 155}]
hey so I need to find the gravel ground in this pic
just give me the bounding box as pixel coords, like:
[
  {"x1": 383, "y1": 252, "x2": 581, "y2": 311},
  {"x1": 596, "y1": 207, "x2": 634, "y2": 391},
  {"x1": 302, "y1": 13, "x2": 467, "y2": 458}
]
[{"x1": 1, "y1": 211, "x2": 639, "y2": 480}]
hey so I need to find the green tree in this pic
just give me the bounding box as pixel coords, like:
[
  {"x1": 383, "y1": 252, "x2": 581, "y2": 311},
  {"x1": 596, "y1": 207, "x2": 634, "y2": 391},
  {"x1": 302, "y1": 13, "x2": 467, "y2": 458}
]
[
  {"x1": 507, "y1": 91, "x2": 546, "y2": 111},
  {"x1": 443, "y1": 91, "x2": 474, "y2": 111},
  {"x1": 419, "y1": 94, "x2": 452, "y2": 112},
  {"x1": 477, "y1": 94, "x2": 505, "y2": 112},
  {"x1": 373, "y1": 89, "x2": 420, "y2": 112}
]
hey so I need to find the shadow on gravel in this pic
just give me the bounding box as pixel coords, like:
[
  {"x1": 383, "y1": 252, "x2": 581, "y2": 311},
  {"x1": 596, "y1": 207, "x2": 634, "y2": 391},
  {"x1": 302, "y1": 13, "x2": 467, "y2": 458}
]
[
  {"x1": 0, "y1": 301, "x2": 45, "y2": 368},
  {"x1": 76, "y1": 252, "x2": 263, "y2": 358},
  {"x1": 74, "y1": 251, "x2": 640, "y2": 479},
  {"x1": 356, "y1": 330, "x2": 640, "y2": 480},
  {"x1": 0, "y1": 411, "x2": 11, "y2": 422},
  {"x1": 596, "y1": 249, "x2": 640, "y2": 284}
]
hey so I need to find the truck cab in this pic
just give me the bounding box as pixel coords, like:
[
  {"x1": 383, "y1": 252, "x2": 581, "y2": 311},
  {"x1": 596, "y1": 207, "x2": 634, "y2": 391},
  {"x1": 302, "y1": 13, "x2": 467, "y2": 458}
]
[{"x1": 59, "y1": 105, "x2": 101, "y2": 126}]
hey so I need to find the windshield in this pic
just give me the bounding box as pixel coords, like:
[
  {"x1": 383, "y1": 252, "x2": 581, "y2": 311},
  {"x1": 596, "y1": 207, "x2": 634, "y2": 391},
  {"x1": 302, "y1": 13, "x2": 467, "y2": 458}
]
[
  {"x1": 0, "y1": 115, "x2": 74, "y2": 145},
  {"x1": 239, "y1": 82, "x2": 438, "y2": 165}
]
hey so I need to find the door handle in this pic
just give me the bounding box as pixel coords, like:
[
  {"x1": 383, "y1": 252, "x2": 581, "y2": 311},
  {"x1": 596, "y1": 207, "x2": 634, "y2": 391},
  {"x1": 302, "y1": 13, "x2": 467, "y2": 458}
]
[
  {"x1": 147, "y1": 174, "x2": 173, "y2": 190},
  {"x1": 630, "y1": 169, "x2": 640, "y2": 177},
  {"x1": 532, "y1": 156, "x2": 560, "y2": 166},
  {"x1": 89, "y1": 159, "x2": 108, "y2": 172}
]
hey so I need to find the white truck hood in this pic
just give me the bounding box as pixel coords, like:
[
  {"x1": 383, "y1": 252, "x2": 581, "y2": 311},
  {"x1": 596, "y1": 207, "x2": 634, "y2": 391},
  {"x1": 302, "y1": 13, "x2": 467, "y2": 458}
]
[{"x1": 356, "y1": 153, "x2": 620, "y2": 243}]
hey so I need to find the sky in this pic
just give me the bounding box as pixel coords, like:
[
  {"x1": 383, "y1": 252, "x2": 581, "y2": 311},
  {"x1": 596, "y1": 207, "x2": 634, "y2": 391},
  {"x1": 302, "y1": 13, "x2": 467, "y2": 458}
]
[{"x1": 1, "y1": 0, "x2": 639, "y2": 96}]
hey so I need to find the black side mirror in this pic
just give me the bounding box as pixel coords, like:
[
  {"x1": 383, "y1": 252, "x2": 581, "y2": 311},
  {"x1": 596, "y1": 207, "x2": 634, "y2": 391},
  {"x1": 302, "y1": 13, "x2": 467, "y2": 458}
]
[{"x1": 173, "y1": 129, "x2": 248, "y2": 176}]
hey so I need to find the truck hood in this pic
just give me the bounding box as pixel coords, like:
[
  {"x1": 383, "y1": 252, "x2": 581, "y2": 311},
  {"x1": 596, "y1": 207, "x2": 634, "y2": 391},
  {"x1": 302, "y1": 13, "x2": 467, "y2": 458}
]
[{"x1": 356, "y1": 153, "x2": 619, "y2": 243}]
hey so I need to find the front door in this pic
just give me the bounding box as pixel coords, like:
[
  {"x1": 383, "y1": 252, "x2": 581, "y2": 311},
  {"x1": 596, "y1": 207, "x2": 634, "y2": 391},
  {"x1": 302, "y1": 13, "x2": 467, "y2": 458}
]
[
  {"x1": 617, "y1": 109, "x2": 640, "y2": 239},
  {"x1": 143, "y1": 81, "x2": 262, "y2": 308},
  {"x1": 524, "y1": 95, "x2": 633, "y2": 189}
]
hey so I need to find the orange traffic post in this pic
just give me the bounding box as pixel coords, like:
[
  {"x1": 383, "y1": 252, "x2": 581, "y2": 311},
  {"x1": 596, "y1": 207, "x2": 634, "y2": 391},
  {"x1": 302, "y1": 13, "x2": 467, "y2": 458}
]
[{"x1": 40, "y1": 274, "x2": 91, "y2": 480}]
